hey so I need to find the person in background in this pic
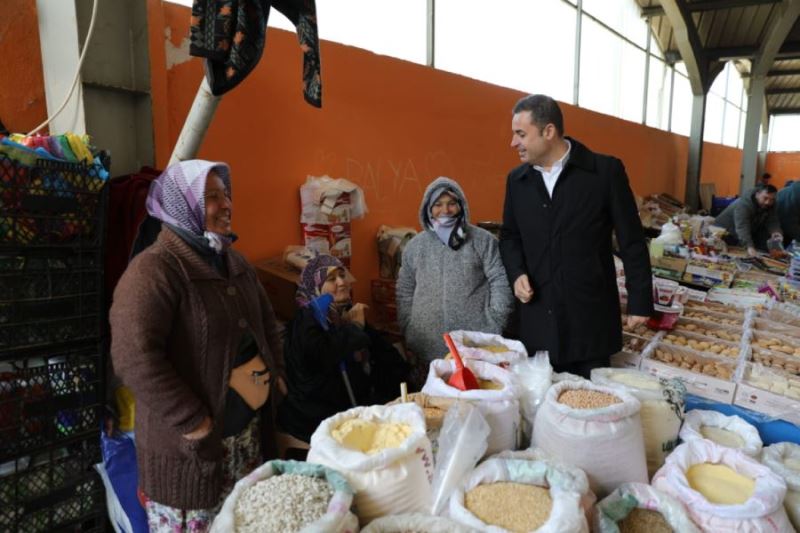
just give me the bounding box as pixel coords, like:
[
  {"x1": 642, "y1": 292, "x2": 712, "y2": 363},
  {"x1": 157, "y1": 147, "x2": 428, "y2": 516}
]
[
  {"x1": 500, "y1": 94, "x2": 653, "y2": 378},
  {"x1": 714, "y1": 183, "x2": 782, "y2": 256},
  {"x1": 278, "y1": 255, "x2": 410, "y2": 442},
  {"x1": 396, "y1": 177, "x2": 514, "y2": 386},
  {"x1": 110, "y1": 161, "x2": 286, "y2": 532},
  {"x1": 777, "y1": 180, "x2": 800, "y2": 247},
  {"x1": 758, "y1": 172, "x2": 773, "y2": 186}
]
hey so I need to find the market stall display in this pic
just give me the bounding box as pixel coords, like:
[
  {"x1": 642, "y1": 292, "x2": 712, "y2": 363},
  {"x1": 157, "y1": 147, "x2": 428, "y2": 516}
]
[
  {"x1": 661, "y1": 330, "x2": 742, "y2": 358},
  {"x1": 761, "y1": 442, "x2": 800, "y2": 530},
  {"x1": 679, "y1": 410, "x2": 763, "y2": 457},
  {"x1": 673, "y1": 317, "x2": 744, "y2": 342},
  {"x1": 647, "y1": 342, "x2": 736, "y2": 381},
  {"x1": 594, "y1": 482, "x2": 699, "y2": 533}
]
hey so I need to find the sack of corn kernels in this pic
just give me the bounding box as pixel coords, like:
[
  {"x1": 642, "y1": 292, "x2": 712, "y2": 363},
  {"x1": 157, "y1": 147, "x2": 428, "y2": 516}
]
[
  {"x1": 594, "y1": 482, "x2": 699, "y2": 533},
  {"x1": 533, "y1": 380, "x2": 647, "y2": 497},
  {"x1": 679, "y1": 410, "x2": 763, "y2": 457},
  {"x1": 761, "y1": 442, "x2": 800, "y2": 531},
  {"x1": 422, "y1": 359, "x2": 521, "y2": 456},
  {"x1": 447, "y1": 330, "x2": 527, "y2": 368},
  {"x1": 210, "y1": 460, "x2": 357, "y2": 533},
  {"x1": 361, "y1": 513, "x2": 474, "y2": 533},
  {"x1": 307, "y1": 403, "x2": 433, "y2": 525},
  {"x1": 449, "y1": 456, "x2": 589, "y2": 533},
  {"x1": 653, "y1": 440, "x2": 790, "y2": 532},
  {"x1": 591, "y1": 368, "x2": 686, "y2": 477}
]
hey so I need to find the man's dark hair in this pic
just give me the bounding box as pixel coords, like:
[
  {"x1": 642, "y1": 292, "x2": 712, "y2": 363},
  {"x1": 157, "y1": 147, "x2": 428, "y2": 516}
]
[
  {"x1": 762, "y1": 172, "x2": 772, "y2": 180},
  {"x1": 755, "y1": 183, "x2": 777, "y2": 194},
  {"x1": 513, "y1": 94, "x2": 564, "y2": 137}
]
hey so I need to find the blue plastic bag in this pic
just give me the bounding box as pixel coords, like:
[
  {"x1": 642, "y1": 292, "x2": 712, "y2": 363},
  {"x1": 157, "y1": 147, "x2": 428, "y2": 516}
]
[{"x1": 95, "y1": 431, "x2": 148, "y2": 533}]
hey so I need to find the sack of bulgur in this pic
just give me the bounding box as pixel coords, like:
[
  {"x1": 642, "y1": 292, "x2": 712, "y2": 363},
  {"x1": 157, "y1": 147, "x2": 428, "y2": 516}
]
[
  {"x1": 532, "y1": 380, "x2": 647, "y2": 497},
  {"x1": 360, "y1": 513, "x2": 475, "y2": 533},
  {"x1": 594, "y1": 482, "x2": 699, "y2": 533},
  {"x1": 307, "y1": 403, "x2": 433, "y2": 525},
  {"x1": 591, "y1": 368, "x2": 686, "y2": 476},
  {"x1": 652, "y1": 440, "x2": 790, "y2": 531},
  {"x1": 761, "y1": 442, "x2": 800, "y2": 530},
  {"x1": 679, "y1": 410, "x2": 763, "y2": 457},
  {"x1": 447, "y1": 330, "x2": 527, "y2": 368},
  {"x1": 449, "y1": 456, "x2": 589, "y2": 533},
  {"x1": 209, "y1": 459, "x2": 356, "y2": 533},
  {"x1": 422, "y1": 359, "x2": 521, "y2": 456}
]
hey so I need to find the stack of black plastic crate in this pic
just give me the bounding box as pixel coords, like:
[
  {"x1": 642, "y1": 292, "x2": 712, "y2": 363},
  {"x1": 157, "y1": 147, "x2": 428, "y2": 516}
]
[{"x1": 0, "y1": 153, "x2": 108, "y2": 532}]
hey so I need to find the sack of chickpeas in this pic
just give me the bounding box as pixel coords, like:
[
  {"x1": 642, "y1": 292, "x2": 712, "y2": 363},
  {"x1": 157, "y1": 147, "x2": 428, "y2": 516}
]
[
  {"x1": 532, "y1": 381, "x2": 648, "y2": 497},
  {"x1": 449, "y1": 456, "x2": 589, "y2": 532},
  {"x1": 679, "y1": 410, "x2": 763, "y2": 457},
  {"x1": 360, "y1": 513, "x2": 474, "y2": 533},
  {"x1": 591, "y1": 368, "x2": 686, "y2": 477},
  {"x1": 307, "y1": 403, "x2": 433, "y2": 525},
  {"x1": 594, "y1": 482, "x2": 700, "y2": 533},
  {"x1": 447, "y1": 330, "x2": 528, "y2": 368},
  {"x1": 209, "y1": 459, "x2": 357, "y2": 533},
  {"x1": 422, "y1": 359, "x2": 521, "y2": 456},
  {"x1": 761, "y1": 442, "x2": 800, "y2": 530},
  {"x1": 652, "y1": 440, "x2": 791, "y2": 532}
]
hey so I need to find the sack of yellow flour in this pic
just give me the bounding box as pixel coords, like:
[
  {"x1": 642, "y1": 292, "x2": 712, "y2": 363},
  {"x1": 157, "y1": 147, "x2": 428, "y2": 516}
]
[
  {"x1": 307, "y1": 404, "x2": 432, "y2": 525},
  {"x1": 652, "y1": 440, "x2": 790, "y2": 531},
  {"x1": 447, "y1": 330, "x2": 528, "y2": 368}
]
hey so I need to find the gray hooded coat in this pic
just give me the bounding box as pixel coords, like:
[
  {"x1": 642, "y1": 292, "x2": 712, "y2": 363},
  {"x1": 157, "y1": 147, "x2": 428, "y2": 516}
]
[{"x1": 396, "y1": 177, "x2": 514, "y2": 362}]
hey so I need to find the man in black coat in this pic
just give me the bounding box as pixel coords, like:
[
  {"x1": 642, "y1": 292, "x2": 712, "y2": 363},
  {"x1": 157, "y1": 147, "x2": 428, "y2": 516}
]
[{"x1": 499, "y1": 94, "x2": 653, "y2": 377}]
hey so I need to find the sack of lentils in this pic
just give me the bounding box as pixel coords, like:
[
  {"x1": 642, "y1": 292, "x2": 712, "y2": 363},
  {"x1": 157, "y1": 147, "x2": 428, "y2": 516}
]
[
  {"x1": 209, "y1": 459, "x2": 357, "y2": 533},
  {"x1": 449, "y1": 456, "x2": 589, "y2": 533},
  {"x1": 594, "y1": 482, "x2": 700, "y2": 533},
  {"x1": 532, "y1": 380, "x2": 647, "y2": 497}
]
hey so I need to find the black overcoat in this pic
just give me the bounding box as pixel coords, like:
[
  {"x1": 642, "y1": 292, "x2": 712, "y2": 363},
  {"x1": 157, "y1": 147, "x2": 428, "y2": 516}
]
[{"x1": 500, "y1": 138, "x2": 653, "y2": 365}]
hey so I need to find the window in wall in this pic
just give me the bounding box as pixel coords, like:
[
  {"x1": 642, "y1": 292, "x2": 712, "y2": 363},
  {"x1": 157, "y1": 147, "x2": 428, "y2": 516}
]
[
  {"x1": 436, "y1": 0, "x2": 576, "y2": 102},
  {"x1": 671, "y1": 71, "x2": 692, "y2": 136},
  {"x1": 704, "y1": 94, "x2": 724, "y2": 144},
  {"x1": 675, "y1": 62, "x2": 688, "y2": 77},
  {"x1": 646, "y1": 57, "x2": 671, "y2": 130},
  {"x1": 726, "y1": 64, "x2": 744, "y2": 108},
  {"x1": 649, "y1": 32, "x2": 664, "y2": 59},
  {"x1": 769, "y1": 115, "x2": 800, "y2": 151},
  {"x1": 582, "y1": 0, "x2": 649, "y2": 48},
  {"x1": 709, "y1": 65, "x2": 727, "y2": 99},
  {"x1": 579, "y1": 15, "x2": 645, "y2": 123},
  {"x1": 723, "y1": 103, "x2": 740, "y2": 147}
]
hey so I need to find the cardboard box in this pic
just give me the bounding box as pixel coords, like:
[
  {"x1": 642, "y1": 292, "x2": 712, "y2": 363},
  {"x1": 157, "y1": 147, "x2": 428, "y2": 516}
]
[
  {"x1": 640, "y1": 358, "x2": 736, "y2": 403},
  {"x1": 255, "y1": 257, "x2": 301, "y2": 321},
  {"x1": 734, "y1": 382, "x2": 800, "y2": 426},
  {"x1": 683, "y1": 263, "x2": 734, "y2": 288},
  {"x1": 610, "y1": 351, "x2": 642, "y2": 369},
  {"x1": 651, "y1": 256, "x2": 687, "y2": 280}
]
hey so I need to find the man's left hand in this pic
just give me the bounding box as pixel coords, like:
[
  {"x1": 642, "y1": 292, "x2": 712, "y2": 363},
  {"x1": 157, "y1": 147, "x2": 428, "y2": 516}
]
[{"x1": 626, "y1": 315, "x2": 648, "y2": 329}]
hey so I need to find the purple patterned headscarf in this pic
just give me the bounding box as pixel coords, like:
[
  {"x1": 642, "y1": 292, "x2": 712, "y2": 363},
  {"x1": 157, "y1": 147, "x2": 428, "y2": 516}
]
[
  {"x1": 296, "y1": 254, "x2": 348, "y2": 308},
  {"x1": 146, "y1": 160, "x2": 232, "y2": 252}
]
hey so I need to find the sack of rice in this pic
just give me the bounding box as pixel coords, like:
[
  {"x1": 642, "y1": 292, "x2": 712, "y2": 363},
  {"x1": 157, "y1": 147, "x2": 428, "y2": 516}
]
[
  {"x1": 591, "y1": 368, "x2": 685, "y2": 476},
  {"x1": 594, "y1": 482, "x2": 699, "y2": 533},
  {"x1": 360, "y1": 513, "x2": 474, "y2": 533},
  {"x1": 307, "y1": 403, "x2": 433, "y2": 525},
  {"x1": 447, "y1": 330, "x2": 527, "y2": 368},
  {"x1": 761, "y1": 442, "x2": 800, "y2": 530},
  {"x1": 679, "y1": 410, "x2": 763, "y2": 457},
  {"x1": 210, "y1": 459, "x2": 357, "y2": 533},
  {"x1": 652, "y1": 440, "x2": 790, "y2": 532},
  {"x1": 449, "y1": 456, "x2": 589, "y2": 532},
  {"x1": 422, "y1": 359, "x2": 521, "y2": 455},
  {"x1": 532, "y1": 380, "x2": 647, "y2": 497}
]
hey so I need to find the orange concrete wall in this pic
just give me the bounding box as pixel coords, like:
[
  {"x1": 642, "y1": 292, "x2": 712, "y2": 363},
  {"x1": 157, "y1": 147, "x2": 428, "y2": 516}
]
[
  {"x1": 701, "y1": 142, "x2": 743, "y2": 197},
  {"x1": 0, "y1": 0, "x2": 47, "y2": 134},
  {"x1": 765, "y1": 152, "x2": 800, "y2": 189}
]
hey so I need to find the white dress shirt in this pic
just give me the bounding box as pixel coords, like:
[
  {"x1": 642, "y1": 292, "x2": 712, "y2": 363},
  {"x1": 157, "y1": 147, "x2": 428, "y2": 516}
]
[{"x1": 533, "y1": 140, "x2": 572, "y2": 198}]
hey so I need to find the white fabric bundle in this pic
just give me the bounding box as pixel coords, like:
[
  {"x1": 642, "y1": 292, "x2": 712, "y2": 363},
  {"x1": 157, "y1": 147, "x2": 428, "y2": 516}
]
[
  {"x1": 679, "y1": 409, "x2": 763, "y2": 457},
  {"x1": 761, "y1": 442, "x2": 800, "y2": 531}
]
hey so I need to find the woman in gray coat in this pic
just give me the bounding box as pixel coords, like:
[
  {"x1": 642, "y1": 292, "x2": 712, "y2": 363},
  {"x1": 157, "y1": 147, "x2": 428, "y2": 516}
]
[{"x1": 397, "y1": 177, "x2": 514, "y2": 383}]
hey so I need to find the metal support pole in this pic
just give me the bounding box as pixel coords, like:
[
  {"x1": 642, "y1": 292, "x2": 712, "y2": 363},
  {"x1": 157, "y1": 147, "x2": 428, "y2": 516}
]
[
  {"x1": 169, "y1": 77, "x2": 222, "y2": 165},
  {"x1": 426, "y1": 0, "x2": 435, "y2": 67},
  {"x1": 668, "y1": 66, "x2": 675, "y2": 131},
  {"x1": 740, "y1": 74, "x2": 766, "y2": 192},
  {"x1": 573, "y1": 0, "x2": 583, "y2": 106},
  {"x1": 685, "y1": 92, "x2": 707, "y2": 209},
  {"x1": 642, "y1": 25, "x2": 652, "y2": 124}
]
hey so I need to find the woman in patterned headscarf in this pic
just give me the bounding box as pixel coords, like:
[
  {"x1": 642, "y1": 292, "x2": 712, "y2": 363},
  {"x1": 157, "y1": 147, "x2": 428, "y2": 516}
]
[
  {"x1": 110, "y1": 160, "x2": 285, "y2": 532},
  {"x1": 277, "y1": 254, "x2": 410, "y2": 443}
]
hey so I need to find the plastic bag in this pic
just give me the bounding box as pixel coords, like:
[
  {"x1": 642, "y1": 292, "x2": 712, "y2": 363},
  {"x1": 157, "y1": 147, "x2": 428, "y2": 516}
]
[
  {"x1": 533, "y1": 380, "x2": 647, "y2": 497},
  {"x1": 210, "y1": 459, "x2": 357, "y2": 533},
  {"x1": 307, "y1": 404, "x2": 433, "y2": 525},
  {"x1": 95, "y1": 431, "x2": 148, "y2": 533},
  {"x1": 430, "y1": 402, "x2": 490, "y2": 516},
  {"x1": 510, "y1": 351, "x2": 552, "y2": 446},
  {"x1": 679, "y1": 409, "x2": 763, "y2": 457},
  {"x1": 652, "y1": 440, "x2": 790, "y2": 532},
  {"x1": 594, "y1": 482, "x2": 700, "y2": 533},
  {"x1": 654, "y1": 221, "x2": 684, "y2": 245},
  {"x1": 361, "y1": 513, "x2": 474, "y2": 533},
  {"x1": 449, "y1": 457, "x2": 589, "y2": 533},
  {"x1": 422, "y1": 359, "x2": 521, "y2": 455},
  {"x1": 761, "y1": 442, "x2": 800, "y2": 530},
  {"x1": 447, "y1": 330, "x2": 528, "y2": 368}
]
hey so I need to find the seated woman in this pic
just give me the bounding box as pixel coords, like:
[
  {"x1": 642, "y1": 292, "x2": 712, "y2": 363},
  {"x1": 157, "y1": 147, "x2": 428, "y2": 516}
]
[{"x1": 278, "y1": 255, "x2": 410, "y2": 442}]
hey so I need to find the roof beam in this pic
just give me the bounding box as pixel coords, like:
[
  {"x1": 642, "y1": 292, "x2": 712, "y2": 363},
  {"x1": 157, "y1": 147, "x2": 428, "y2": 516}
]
[
  {"x1": 768, "y1": 68, "x2": 800, "y2": 76},
  {"x1": 770, "y1": 107, "x2": 800, "y2": 115},
  {"x1": 707, "y1": 41, "x2": 800, "y2": 61},
  {"x1": 766, "y1": 87, "x2": 800, "y2": 95},
  {"x1": 659, "y1": 0, "x2": 716, "y2": 94},
  {"x1": 752, "y1": 0, "x2": 800, "y2": 78},
  {"x1": 642, "y1": 0, "x2": 780, "y2": 18}
]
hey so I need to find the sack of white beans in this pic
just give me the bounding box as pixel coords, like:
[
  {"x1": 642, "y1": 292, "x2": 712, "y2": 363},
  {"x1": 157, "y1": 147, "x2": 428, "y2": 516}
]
[
  {"x1": 761, "y1": 442, "x2": 800, "y2": 531},
  {"x1": 591, "y1": 367, "x2": 686, "y2": 477},
  {"x1": 449, "y1": 456, "x2": 589, "y2": 533},
  {"x1": 422, "y1": 359, "x2": 521, "y2": 456},
  {"x1": 533, "y1": 380, "x2": 647, "y2": 497},
  {"x1": 209, "y1": 459, "x2": 357, "y2": 533},
  {"x1": 679, "y1": 410, "x2": 763, "y2": 457},
  {"x1": 360, "y1": 513, "x2": 474, "y2": 533},
  {"x1": 594, "y1": 482, "x2": 700, "y2": 533},
  {"x1": 307, "y1": 403, "x2": 433, "y2": 525}
]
